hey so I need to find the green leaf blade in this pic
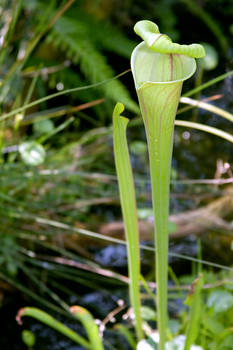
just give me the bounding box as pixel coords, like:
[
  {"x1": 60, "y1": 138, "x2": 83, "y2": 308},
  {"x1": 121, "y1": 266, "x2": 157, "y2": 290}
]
[{"x1": 113, "y1": 102, "x2": 143, "y2": 341}]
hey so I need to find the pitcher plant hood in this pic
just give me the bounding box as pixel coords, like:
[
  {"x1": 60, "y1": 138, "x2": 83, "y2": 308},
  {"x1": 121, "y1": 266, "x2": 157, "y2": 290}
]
[{"x1": 131, "y1": 20, "x2": 205, "y2": 89}]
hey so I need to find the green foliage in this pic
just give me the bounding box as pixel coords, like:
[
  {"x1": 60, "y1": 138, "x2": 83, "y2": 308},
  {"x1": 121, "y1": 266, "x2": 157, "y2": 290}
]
[
  {"x1": 113, "y1": 102, "x2": 143, "y2": 340},
  {"x1": 71, "y1": 306, "x2": 104, "y2": 350},
  {"x1": 207, "y1": 289, "x2": 233, "y2": 313},
  {"x1": 140, "y1": 306, "x2": 157, "y2": 321},
  {"x1": 0, "y1": 0, "x2": 138, "y2": 121},
  {"x1": 46, "y1": 15, "x2": 138, "y2": 113},
  {"x1": 199, "y1": 43, "x2": 218, "y2": 71},
  {"x1": 0, "y1": 2, "x2": 232, "y2": 350},
  {"x1": 33, "y1": 119, "x2": 55, "y2": 135},
  {"x1": 183, "y1": 274, "x2": 203, "y2": 350},
  {"x1": 0, "y1": 235, "x2": 18, "y2": 276},
  {"x1": 22, "y1": 330, "x2": 36, "y2": 348},
  {"x1": 138, "y1": 270, "x2": 233, "y2": 350}
]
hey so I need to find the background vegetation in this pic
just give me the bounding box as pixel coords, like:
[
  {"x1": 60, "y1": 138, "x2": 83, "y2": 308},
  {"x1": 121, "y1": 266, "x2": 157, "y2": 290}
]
[{"x1": 0, "y1": 0, "x2": 232, "y2": 349}]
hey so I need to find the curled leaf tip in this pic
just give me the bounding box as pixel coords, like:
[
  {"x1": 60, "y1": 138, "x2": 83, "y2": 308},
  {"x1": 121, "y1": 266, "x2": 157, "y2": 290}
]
[
  {"x1": 134, "y1": 20, "x2": 160, "y2": 37},
  {"x1": 16, "y1": 307, "x2": 27, "y2": 325},
  {"x1": 113, "y1": 102, "x2": 129, "y2": 127},
  {"x1": 70, "y1": 305, "x2": 86, "y2": 315},
  {"x1": 113, "y1": 102, "x2": 125, "y2": 116},
  {"x1": 134, "y1": 20, "x2": 205, "y2": 58}
]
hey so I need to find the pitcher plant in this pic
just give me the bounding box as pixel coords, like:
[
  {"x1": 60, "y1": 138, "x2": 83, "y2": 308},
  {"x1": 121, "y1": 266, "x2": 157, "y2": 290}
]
[{"x1": 130, "y1": 20, "x2": 205, "y2": 349}]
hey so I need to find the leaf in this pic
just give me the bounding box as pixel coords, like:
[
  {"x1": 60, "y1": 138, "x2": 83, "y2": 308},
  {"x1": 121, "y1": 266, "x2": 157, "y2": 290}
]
[
  {"x1": 202, "y1": 315, "x2": 224, "y2": 334},
  {"x1": 6, "y1": 258, "x2": 18, "y2": 276},
  {"x1": 220, "y1": 334, "x2": 233, "y2": 349},
  {"x1": 70, "y1": 306, "x2": 103, "y2": 350},
  {"x1": 168, "y1": 319, "x2": 181, "y2": 335},
  {"x1": 113, "y1": 102, "x2": 143, "y2": 340},
  {"x1": 33, "y1": 119, "x2": 55, "y2": 135},
  {"x1": 19, "y1": 141, "x2": 46, "y2": 166},
  {"x1": 140, "y1": 306, "x2": 157, "y2": 321},
  {"x1": 199, "y1": 43, "x2": 218, "y2": 70},
  {"x1": 47, "y1": 17, "x2": 139, "y2": 113},
  {"x1": 184, "y1": 274, "x2": 203, "y2": 350},
  {"x1": 207, "y1": 290, "x2": 233, "y2": 313},
  {"x1": 21, "y1": 330, "x2": 36, "y2": 347}
]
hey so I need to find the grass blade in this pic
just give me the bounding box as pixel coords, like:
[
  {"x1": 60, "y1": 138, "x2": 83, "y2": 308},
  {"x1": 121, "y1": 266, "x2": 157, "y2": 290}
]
[
  {"x1": 184, "y1": 274, "x2": 204, "y2": 350},
  {"x1": 182, "y1": 70, "x2": 233, "y2": 97},
  {"x1": 175, "y1": 120, "x2": 233, "y2": 144},
  {"x1": 180, "y1": 96, "x2": 233, "y2": 123},
  {"x1": 0, "y1": 70, "x2": 131, "y2": 122}
]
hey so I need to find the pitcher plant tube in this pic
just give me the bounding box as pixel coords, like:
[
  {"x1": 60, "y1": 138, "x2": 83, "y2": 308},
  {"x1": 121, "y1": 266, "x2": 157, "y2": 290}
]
[
  {"x1": 131, "y1": 20, "x2": 205, "y2": 350},
  {"x1": 113, "y1": 102, "x2": 143, "y2": 341}
]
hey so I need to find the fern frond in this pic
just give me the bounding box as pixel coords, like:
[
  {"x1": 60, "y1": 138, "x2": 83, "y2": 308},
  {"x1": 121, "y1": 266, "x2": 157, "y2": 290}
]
[
  {"x1": 93, "y1": 21, "x2": 136, "y2": 58},
  {"x1": 46, "y1": 16, "x2": 138, "y2": 113},
  {"x1": 67, "y1": 12, "x2": 136, "y2": 58}
]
